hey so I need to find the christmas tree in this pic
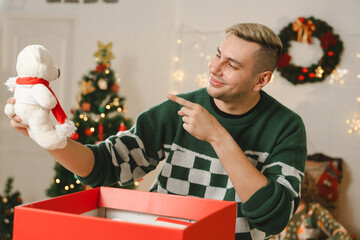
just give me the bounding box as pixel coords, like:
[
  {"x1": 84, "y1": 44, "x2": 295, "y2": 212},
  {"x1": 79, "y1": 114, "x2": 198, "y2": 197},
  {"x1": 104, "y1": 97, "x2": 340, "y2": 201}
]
[
  {"x1": 0, "y1": 177, "x2": 22, "y2": 240},
  {"x1": 46, "y1": 42, "x2": 133, "y2": 197}
]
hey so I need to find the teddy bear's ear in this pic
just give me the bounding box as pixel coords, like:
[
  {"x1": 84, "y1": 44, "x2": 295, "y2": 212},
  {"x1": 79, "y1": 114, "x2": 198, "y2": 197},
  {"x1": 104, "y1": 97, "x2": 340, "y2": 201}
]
[
  {"x1": 37, "y1": 46, "x2": 59, "y2": 81},
  {"x1": 16, "y1": 45, "x2": 59, "y2": 82}
]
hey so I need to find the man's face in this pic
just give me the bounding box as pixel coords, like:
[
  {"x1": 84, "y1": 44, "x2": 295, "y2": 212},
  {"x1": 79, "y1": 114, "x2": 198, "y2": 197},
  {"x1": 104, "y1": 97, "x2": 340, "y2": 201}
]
[{"x1": 207, "y1": 34, "x2": 261, "y2": 102}]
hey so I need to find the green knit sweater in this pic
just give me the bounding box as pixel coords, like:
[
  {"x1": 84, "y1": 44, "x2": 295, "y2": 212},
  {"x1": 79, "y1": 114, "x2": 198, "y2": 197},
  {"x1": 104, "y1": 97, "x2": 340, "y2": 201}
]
[{"x1": 79, "y1": 88, "x2": 307, "y2": 240}]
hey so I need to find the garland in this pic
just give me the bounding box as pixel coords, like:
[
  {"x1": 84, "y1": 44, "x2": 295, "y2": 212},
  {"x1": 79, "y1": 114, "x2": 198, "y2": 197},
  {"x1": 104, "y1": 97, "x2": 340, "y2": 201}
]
[{"x1": 277, "y1": 16, "x2": 344, "y2": 85}]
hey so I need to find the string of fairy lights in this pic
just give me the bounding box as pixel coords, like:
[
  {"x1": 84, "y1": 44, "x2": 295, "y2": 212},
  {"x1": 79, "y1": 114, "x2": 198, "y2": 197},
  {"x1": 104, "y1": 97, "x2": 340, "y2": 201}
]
[
  {"x1": 345, "y1": 53, "x2": 360, "y2": 134},
  {"x1": 50, "y1": 178, "x2": 82, "y2": 191},
  {"x1": 50, "y1": 177, "x2": 140, "y2": 191},
  {"x1": 170, "y1": 24, "x2": 223, "y2": 94}
]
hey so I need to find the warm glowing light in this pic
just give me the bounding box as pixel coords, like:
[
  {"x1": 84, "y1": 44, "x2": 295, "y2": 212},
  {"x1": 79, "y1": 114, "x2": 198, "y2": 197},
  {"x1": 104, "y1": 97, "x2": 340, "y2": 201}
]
[
  {"x1": 70, "y1": 184, "x2": 74, "y2": 189},
  {"x1": 55, "y1": 179, "x2": 60, "y2": 184},
  {"x1": 76, "y1": 180, "x2": 81, "y2": 184},
  {"x1": 100, "y1": 113, "x2": 106, "y2": 118},
  {"x1": 347, "y1": 114, "x2": 360, "y2": 134},
  {"x1": 329, "y1": 68, "x2": 348, "y2": 84},
  {"x1": 174, "y1": 70, "x2": 185, "y2": 82},
  {"x1": 194, "y1": 44, "x2": 199, "y2": 49},
  {"x1": 196, "y1": 73, "x2": 208, "y2": 88},
  {"x1": 315, "y1": 66, "x2": 324, "y2": 78},
  {"x1": 117, "y1": 107, "x2": 122, "y2": 112},
  {"x1": 83, "y1": 116, "x2": 88, "y2": 121},
  {"x1": 105, "y1": 69, "x2": 110, "y2": 74},
  {"x1": 106, "y1": 105, "x2": 111, "y2": 110},
  {"x1": 176, "y1": 39, "x2": 182, "y2": 44},
  {"x1": 90, "y1": 127, "x2": 95, "y2": 132},
  {"x1": 64, "y1": 186, "x2": 69, "y2": 191},
  {"x1": 174, "y1": 56, "x2": 180, "y2": 62}
]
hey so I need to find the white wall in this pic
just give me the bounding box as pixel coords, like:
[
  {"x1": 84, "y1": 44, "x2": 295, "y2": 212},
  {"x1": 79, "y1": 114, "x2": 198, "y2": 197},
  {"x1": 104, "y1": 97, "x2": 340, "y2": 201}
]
[{"x1": 0, "y1": 0, "x2": 359, "y2": 236}]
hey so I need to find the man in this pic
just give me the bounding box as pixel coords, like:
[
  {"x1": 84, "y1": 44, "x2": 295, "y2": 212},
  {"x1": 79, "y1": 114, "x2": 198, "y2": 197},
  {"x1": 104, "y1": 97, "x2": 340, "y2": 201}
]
[{"x1": 8, "y1": 23, "x2": 307, "y2": 240}]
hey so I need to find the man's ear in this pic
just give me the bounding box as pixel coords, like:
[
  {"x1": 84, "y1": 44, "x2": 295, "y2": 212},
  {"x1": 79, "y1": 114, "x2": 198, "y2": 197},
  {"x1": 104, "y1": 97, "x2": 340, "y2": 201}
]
[{"x1": 253, "y1": 71, "x2": 272, "y2": 91}]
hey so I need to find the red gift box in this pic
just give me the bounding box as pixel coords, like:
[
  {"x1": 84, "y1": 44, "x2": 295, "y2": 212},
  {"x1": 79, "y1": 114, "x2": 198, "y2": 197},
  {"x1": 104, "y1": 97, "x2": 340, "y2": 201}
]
[{"x1": 13, "y1": 187, "x2": 236, "y2": 239}]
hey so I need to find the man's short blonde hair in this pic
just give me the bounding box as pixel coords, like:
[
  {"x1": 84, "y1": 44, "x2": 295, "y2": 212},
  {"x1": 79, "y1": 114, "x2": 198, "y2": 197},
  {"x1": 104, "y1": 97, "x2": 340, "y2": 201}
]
[{"x1": 225, "y1": 23, "x2": 283, "y2": 74}]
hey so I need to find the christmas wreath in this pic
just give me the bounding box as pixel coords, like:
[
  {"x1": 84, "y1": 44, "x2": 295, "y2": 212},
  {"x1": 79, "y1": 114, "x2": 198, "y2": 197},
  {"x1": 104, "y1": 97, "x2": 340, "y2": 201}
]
[{"x1": 277, "y1": 16, "x2": 344, "y2": 85}]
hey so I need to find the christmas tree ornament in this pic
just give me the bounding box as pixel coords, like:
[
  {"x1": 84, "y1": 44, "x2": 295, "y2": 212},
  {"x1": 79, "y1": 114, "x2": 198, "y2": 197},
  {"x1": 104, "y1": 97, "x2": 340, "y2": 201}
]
[
  {"x1": 119, "y1": 122, "x2": 127, "y2": 131},
  {"x1": 99, "y1": 106, "x2": 106, "y2": 113},
  {"x1": 4, "y1": 209, "x2": 11, "y2": 216},
  {"x1": 80, "y1": 80, "x2": 96, "y2": 95},
  {"x1": 98, "y1": 123, "x2": 104, "y2": 141},
  {"x1": 95, "y1": 63, "x2": 107, "y2": 73},
  {"x1": 81, "y1": 102, "x2": 91, "y2": 111},
  {"x1": 98, "y1": 78, "x2": 108, "y2": 90},
  {"x1": 277, "y1": 16, "x2": 344, "y2": 84},
  {"x1": 84, "y1": 127, "x2": 94, "y2": 136},
  {"x1": 3, "y1": 45, "x2": 76, "y2": 150},
  {"x1": 70, "y1": 132, "x2": 79, "y2": 140},
  {"x1": 110, "y1": 83, "x2": 120, "y2": 92},
  {"x1": 93, "y1": 41, "x2": 115, "y2": 64}
]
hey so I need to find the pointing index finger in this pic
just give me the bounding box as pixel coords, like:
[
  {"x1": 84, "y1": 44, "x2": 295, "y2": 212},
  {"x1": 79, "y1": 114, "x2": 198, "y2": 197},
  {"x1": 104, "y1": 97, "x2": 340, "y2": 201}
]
[{"x1": 167, "y1": 94, "x2": 195, "y2": 108}]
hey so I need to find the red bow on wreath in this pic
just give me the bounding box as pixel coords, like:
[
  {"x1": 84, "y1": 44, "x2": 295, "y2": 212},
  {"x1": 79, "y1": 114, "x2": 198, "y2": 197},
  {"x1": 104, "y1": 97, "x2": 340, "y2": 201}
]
[{"x1": 292, "y1": 17, "x2": 316, "y2": 43}]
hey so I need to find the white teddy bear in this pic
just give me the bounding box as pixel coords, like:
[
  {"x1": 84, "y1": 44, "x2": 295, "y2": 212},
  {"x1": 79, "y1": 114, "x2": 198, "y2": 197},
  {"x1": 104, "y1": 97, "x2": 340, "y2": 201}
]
[{"x1": 4, "y1": 44, "x2": 76, "y2": 150}]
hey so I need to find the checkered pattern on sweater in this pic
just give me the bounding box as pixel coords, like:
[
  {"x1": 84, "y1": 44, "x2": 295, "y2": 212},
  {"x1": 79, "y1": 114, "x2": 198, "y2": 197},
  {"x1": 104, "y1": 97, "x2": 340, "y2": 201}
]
[
  {"x1": 149, "y1": 143, "x2": 269, "y2": 239},
  {"x1": 154, "y1": 143, "x2": 237, "y2": 200}
]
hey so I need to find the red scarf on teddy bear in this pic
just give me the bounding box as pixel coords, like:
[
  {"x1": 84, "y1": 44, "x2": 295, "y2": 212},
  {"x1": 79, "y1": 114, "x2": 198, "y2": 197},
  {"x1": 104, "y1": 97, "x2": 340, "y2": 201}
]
[{"x1": 16, "y1": 77, "x2": 68, "y2": 125}]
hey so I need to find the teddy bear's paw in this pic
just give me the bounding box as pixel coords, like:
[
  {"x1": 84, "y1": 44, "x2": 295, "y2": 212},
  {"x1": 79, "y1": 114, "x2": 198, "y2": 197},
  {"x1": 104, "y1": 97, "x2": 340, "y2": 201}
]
[
  {"x1": 34, "y1": 133, "x2": 67, "y2": 150},
  {"x1": 4, "y1": 103, "x2": 15, "y2": 118}
]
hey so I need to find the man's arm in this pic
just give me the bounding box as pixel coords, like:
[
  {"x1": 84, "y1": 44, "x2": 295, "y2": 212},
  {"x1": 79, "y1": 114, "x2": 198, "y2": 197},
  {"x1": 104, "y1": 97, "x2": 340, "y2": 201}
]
[
  {"x1": 8, "y1": 97, "x2": 95, "y2": 178},
  {"x1": 167, "y1": 94, "x2": 268, "y2": 203},
  {"x1": 48, "y1": 140, "x2": 94, "y2": 177}
]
